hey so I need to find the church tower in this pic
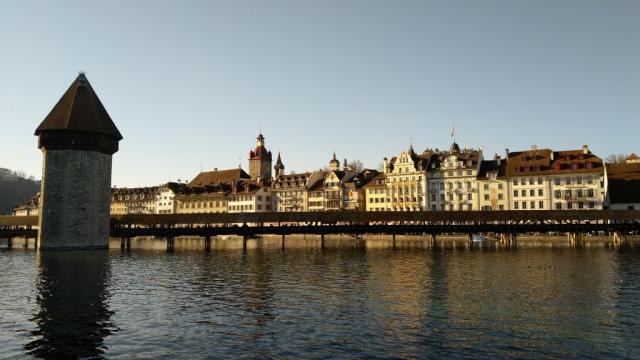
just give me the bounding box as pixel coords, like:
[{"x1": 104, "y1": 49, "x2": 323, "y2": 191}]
[
  {"x1": 248, "y1": 133, "x2": 272, "y2": 183},
  {"x1": 329, "y1": 152, "x2": 340, "y2": 171},
  {"x1": 34, "y1": 73, "x2": 122, "y2": 249},
  {"x1": 274, "y1": 152, "x2": 285, "y2": 178}
]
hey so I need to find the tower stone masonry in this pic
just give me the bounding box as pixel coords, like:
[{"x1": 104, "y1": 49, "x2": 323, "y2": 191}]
[{"x1": 35, "y1": 73, "x2": 122, "y2": 249}]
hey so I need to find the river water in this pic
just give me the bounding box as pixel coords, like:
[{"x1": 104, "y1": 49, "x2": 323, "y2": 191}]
[{"x1": 1, "y1": 246, "x2": 640, "y2": 359}]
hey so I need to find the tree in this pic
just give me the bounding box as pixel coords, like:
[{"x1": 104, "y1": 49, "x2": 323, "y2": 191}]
[
  {"x1": 606, "y1": 153, "x2": 628, "y2": 164},
  {"x1": 348, "y1": 160, "x2": 364, "y2": 172}
]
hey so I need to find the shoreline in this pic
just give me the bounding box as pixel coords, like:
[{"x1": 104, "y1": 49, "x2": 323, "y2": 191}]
[{"x1": 2, "y1": 234, "x2": 639, "y2": 251}]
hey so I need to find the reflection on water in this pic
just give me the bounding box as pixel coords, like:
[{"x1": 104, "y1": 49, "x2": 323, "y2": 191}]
[
  {"x1": 25, "y1": 250, "x2": 115, "y2": 359},
  {"x1": 1, "y1": 247, "x2": 640, "y2": 358}
]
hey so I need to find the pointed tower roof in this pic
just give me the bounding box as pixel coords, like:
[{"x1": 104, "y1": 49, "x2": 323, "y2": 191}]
[
  {"x1": 35, "y1": 73, "x2": 122, "y2": 154},
  {"x1": 275, "y1": 152, "x2": 284, "y2": 168},
  {"x1": 35, "y1": 73, "x2": 122, "y2": 140}
]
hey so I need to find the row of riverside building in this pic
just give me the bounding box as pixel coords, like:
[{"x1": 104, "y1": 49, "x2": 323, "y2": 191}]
[{"x1": 12, "y1": 133, "x2": 640, "y2": 216}]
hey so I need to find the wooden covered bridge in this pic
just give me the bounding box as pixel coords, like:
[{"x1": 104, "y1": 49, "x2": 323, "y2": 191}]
[{"x1": 2, "y1": 210, "x2": 640, "y2": 250}]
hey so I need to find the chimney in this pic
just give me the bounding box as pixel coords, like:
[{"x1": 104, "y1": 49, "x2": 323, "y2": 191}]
[
  {"x1": 582, "y1": 145, "x2": 589, "y2": 154},
  {"x1": 505, "y1": 148, "x2": 510, "y2": 160},
  {"x1": 550, "y1": 151, "x2": 554, "y2": 160},
  {"x1": 383, "y1": 157, "x2": 389, "y2": 173}
]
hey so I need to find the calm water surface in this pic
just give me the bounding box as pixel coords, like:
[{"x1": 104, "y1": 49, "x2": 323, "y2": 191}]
[{"x1": 1, "y1": 246, "x2": 640, "y2": 359}]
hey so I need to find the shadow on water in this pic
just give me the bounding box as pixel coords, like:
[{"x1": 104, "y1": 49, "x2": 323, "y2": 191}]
[{"x1": 25, "y1": 250, "x2": 115, "y2": 359}]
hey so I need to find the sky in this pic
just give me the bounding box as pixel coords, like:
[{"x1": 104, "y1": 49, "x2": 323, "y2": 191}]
[{"x1": 0, "y1": 0, "x2": 638, "y2": 187}]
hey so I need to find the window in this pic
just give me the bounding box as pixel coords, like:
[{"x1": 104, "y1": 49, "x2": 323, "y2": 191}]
[
  {"x1": 521, "y1": 190, "x2": 526, "y2": 197},
  {"x1": 513, "y1": 190, "x2": 518, "y2": 198},
  {"x1": 590, "y1": 202, "x2": 595, "y2": 209},
  {"x1": 522, "y1": 202, "x2": 527, "y2": 209},
  {"x1": 499, "y1": 205, "x2": 505, "y2": 210},
  {"x1": 484, "y1": 194, "x2": 490, "y2": 200},
  {"x1": 538, "y1": 189, "x2": 543, "y2": 196},
  {"x1": 555, "y1": 203, "x2": 562, "y2": 210},
  {"x1": 514, "y1": 202, "x2": 519, "y2": 209},
  {"x1": 498, "y1": 194, "x2": 504, "y2": 200},
  {"x1": 530, "y1": 189, "x2": 535, "y2": 197},
  {"x1": 555, "y1": 190, "x2": 561, "y2": 199},
  {"x1": 529, "y1": 178, "x2": 534, "y2": 185},
  {"x1": 512, "y1": 179, "x2": 517, "y2": 185},
  {"x1": 498, "y1": 184, "x2": 504, "y2": 190},
  {"x1": 467, "y1": 194, "x2": 472, "y2": 200},
  {"x1": 537, "y1": 178, "x2": 543, "y2": 185},
  {"x1": 531, "y1": 201, "x2": 535, "y2": 209},
  {"x1": 567, "y1": 202, "x2": 573, "y2": 209},
  {"x1": 484, "y1": 184, "x2": 489, "y2": 190},
  {"x1": 588, "y1": 189, "x2": 594, "y2": 197},
  {"x1": 565, "y1": 177, "x2": 571, "y2": 185},
  {"x1": 539, "y1": 201, "x2": 544, "y2": 209},
  {"x1": 578, "y1": 202, "x2": 584, "y2": 209},
  {"x1": 554, "y1": 178, "x2": 561, "y2": 185}
]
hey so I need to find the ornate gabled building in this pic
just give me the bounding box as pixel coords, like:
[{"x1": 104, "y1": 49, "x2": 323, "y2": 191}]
[
  {"x1": 322, "y1": 153, "x2": 357, "y2": 210},
  {"x1": 384, "y1": 145, "x2": 429, "y2": 211},
  {"x1": 506, "y1": 145, "x2": 605, "y2": 210},
  {"x1": 426, "y1": 142, "x2": 483, "y2": 211},
  {"x1": 248, "y1": 133, "x2": 272, "y2": 183},
  {"x1": 272, "y1": 172, "x2": 311, "y2": 212}
]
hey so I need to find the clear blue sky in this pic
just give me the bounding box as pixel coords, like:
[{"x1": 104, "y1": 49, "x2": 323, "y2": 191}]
[{"x1": 1, "y1": 0, "x2": 638, "y2": 187}]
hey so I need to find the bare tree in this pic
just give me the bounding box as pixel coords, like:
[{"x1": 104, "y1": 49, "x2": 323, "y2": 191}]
[
  {"x1": 348, "y1": 160, "x2": 364, "y2": 172},
  {"x1": 606, "y1": 153, "x2": 628, "y2": 164}
]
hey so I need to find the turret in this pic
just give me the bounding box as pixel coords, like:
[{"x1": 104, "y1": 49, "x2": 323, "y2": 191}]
[
  {"x1": 35, "y1": 73, "x2": 122, "y2": 249},
  {"x1": 329, "y1": 152, "x2": 340, "y2": 171}
]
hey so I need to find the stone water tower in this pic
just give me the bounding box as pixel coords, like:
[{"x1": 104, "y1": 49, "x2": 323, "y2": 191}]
[{"x1": 35, "y1": 73, "x2": 122, "y2": 249}]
